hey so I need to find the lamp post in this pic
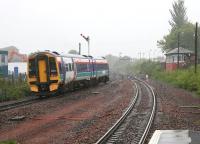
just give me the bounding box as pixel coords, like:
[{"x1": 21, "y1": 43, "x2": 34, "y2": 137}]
[
  {"x1": 80, "y1": 34, "x2": 90, "y2": 56},
  {"x1": 79, "y1": 42, "x2": 81, "y2": 55}
]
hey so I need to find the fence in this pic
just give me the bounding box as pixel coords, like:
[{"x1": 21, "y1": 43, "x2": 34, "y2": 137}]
[{"x1": 0, "y1": 73, "x2": 29, "y2": 102}]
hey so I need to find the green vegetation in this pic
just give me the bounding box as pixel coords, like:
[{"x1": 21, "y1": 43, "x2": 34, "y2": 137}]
[
  {"x1": 68, "y1": 49, "x2": 79, "y2": 55},
  {"x1": 155, "y1": 66, "x2": 200, "y2": 95},
  {"x1": 134, "y1": 60, "x2": 200, "y2": 96},
  {"x1": 0, "y1": 140, "x2": 17, "y2": 144},
  {"x1": 0, "y1": 77, "x2": 30, "y2": 102}
]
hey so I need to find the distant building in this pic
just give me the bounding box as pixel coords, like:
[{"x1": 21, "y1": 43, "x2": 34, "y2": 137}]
[
  {"x1": 165, "y1": 47, "x2": 194, "y2": 71},
  {"x1": 0, "y1": 50, "x2": 8, "y2": 77},
  {"x1": 8, "y1": 62, "x2": 27, "y2": 75},
  {"x1": 0, "y1": 46, "x2": 27, "y2": 62}
]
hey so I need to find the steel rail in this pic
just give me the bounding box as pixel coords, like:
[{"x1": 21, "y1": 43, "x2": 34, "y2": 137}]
[
  {"x1": 95, "y1": 81, "x2": 139, "y2": 144},
  {"x1": 0, "y1": 98, "x2": 40, "y2": 112},
  {"x1": 137, "y1": 79, "x2": 156, "y2": 144}
]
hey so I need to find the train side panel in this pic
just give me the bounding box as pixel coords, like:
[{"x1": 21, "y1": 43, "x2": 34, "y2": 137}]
[
  {"x1": 95, "y1": 59, "x2": 109, "y2": 82},
  {"x1": 73, "y1": 58, "x2": 92, "y2": 81}
]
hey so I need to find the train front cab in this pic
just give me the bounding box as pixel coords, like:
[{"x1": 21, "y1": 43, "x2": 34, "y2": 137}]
[
  {"x1": 95, "y1": 59, "x2": 109, "y2": 83},
  {"x1": 28, "y1": 53, "x2": 61, "y2": 96}
]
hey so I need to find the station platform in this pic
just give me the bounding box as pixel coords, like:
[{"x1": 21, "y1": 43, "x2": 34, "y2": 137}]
[{"x1": 149, "y1": 130, "x2": 200, "y2": 144}]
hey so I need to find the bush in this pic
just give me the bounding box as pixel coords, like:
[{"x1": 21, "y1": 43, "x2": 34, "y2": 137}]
[
  {"x1": 133, "y1": 60, "x2": 200, "y2": 96},
  {"x1": 0, "y1": 77, "x2": 30, "y2": 102},
  {"x1": 153, "y1": 66, "x2": 200, "y2": 96}
]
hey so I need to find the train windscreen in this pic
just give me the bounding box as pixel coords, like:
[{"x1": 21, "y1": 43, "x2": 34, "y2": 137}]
[
  {"x1": 29, "y1": 59, "x2": 36, "y2": 77},
  {"x1": 49, "y1": 57, "x2": 57, "y2": 76}
]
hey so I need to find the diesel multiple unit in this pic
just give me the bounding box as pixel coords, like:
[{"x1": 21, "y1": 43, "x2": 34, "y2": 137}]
[{"x1": 27, "y1": 51, "x2": 109, "y2": 96}]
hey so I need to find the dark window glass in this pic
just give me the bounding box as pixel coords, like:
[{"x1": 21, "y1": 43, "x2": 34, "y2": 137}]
[
  {"x1": 76, "y1": 63, "x2": 88, "y2": 72},
  {"x1": 66, "y1": 64, "x2": 69, "y2": 71},
  {"x1": 69, "y1": 63, "x2": 72, "y2": 71},
  {"x1": 49, "y1": 57, "x2": 57, "y2": 75},
  {"x1": 72, "y1": 63, "x2": 74, "y2": 71},
  {"x1": 1, "y1": 55, "x2": 5, "y2": 64},
  {"x1": 29, "y1": 59, "x2": 36, "y2": 77},
  {"x1": 95, "y1": 63, "x2": 108, "y2": 71}
]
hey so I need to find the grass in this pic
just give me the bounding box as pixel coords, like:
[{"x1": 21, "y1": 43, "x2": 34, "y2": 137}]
[
  {"x1": 0, "y1": 140, "x2": 17, "y2": 144},
  {"x1": 152, "y1": 66, "x2": 200, "y2": 96},
  {"x1": 0, "y1": 76, "x2": 30, "y2": 102},
  {"x1": 134, "y1": 60, "x2": 200, "y2": 96}
]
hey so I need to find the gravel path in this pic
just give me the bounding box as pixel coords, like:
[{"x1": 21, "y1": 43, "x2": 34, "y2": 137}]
[
  {"x1": 147, "y1": 79, "x2": 200, "y2": 143},
  {"x1": 0, "y1": 79, "x2": 134, "y2": 144}
]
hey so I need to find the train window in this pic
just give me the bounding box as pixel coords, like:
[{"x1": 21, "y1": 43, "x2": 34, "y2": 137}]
[
  {"x1": 72, "y1": 63, "x2": 74, "y2": 71},
  {"x1": 1, "y1": 55, "x2": 5, "y2": 64},
  {"x1": 95, "y1": 63, "x2": 108, "y2": 71},
  {"x1": 66, "y1": 64, "x2": 69, "y2": 71},
  {"x1": 76, "y1": 63, "x2": 88, "y2": 72},
  {"x1": 29, "y1": 59, "x2": 36, "y2": 77},
  {"x1": 69, "y1": 63, "x2": 72, "y2": 71},
  {"x1": 49, "y1": 57, "x2": 57, "y2": 75}
]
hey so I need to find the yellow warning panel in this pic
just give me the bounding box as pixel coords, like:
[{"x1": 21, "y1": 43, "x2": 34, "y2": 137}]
[
  {"x1": 49, "y1": 83, "x2": 58, "y2": 91},
  {"x1": 38, "y1": 60, "x2": 47, "y2": 82}
]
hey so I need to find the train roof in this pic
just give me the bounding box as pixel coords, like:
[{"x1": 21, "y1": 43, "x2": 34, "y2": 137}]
[
  {"x1": 29, "y1": 50, "x2": 107, "y2": 63},
  {"x1": 29, "y1": 51, "x2": 107, "y2": 60}
]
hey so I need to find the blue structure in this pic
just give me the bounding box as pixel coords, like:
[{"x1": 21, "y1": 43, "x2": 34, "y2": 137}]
[
  {"x1": 0, "y1": 51, "x2": 8, "y2": 77},
  {"x1": 14, "y1": 66, "x2": 18, "y2": 77}
]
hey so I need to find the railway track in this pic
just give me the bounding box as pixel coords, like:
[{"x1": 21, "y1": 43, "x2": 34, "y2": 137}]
[
  {"x1": 0, "y1": 97, "x2": 41, "y2": 112},
  {"x1": 0, "y1": 81, "x2": 113, "y2": 112},
  {"x1": 96, "y1": 79, "x2": 156, "y2": 144}
]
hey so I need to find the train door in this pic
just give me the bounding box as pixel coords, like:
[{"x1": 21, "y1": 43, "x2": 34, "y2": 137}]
[
  {"x1": 92, "y1": 59, "x2": 97, "y2": 77},
  {"x1": 63, "y1": 57, "x2": 74, "y2": 83},
  {"x1": 89, "y1": 59, "x2": 92, "y2": 78},
  {"x1": 38, "y1": 59, "x2": 47, "y2": 82}
]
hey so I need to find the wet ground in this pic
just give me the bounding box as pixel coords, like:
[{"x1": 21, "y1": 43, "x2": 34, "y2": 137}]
[
  {"x1": 0, "y1": 79, "x2": 134, "y2": 144},
  {"x1": 147, "y1": 80, "x2": 200, "y2": 143},
  {"x1": 1, "y1": 78, "x2": 200, "y2": 144}
]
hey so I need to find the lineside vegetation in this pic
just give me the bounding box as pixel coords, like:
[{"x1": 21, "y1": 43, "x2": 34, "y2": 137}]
[
  {"x1": 0, "y1": 75, "x2": 30, "y2": 101},
  {"x1": 134, "y1": 60, "x2": 200, "y2": 96},
  {"x1": 0, "y1": 140, "x2": 17, "y2": 144}
]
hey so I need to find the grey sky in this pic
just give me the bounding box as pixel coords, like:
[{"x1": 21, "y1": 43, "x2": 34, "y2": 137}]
[{"x1": 0, "y1": 0, "x2": 199, "y2": 58}]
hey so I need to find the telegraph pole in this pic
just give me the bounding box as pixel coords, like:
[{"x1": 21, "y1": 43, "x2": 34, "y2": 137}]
[
  {"x1": 177, "y1": 32, "x2": 180, "y2": 69},
  {"x1": 195, "y1": 22, "x2": 198, "y2": 73},
  {"x1": 79, "y1": 42, "x2": 81, "y2": 55}
]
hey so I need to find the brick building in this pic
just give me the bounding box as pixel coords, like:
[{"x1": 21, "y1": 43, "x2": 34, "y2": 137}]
[
  {"x1": 165, "y1": 47, "x2": 194, "y2": 71},
  {"x1": 0, "y1": 46, "x2": 27, "y2": 62}
]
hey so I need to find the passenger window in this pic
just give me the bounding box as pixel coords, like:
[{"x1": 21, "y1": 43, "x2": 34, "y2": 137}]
[
  {"x1": 66, "y1": 64, "x2": 69, "y2": 71},
  {"x1": 69, "y1": 63, "x2": 72, "y2": 71},
  {"x1": 72, "y1": 63, "x2": 74, "y2": 71}
]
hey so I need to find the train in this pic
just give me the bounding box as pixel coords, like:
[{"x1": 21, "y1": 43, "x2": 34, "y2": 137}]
[{"x1": 27, "y1": 51, "x2": 109, "y2": 96}]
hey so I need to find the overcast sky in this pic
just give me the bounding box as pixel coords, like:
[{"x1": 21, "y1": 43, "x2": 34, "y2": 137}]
[{"x1": 0, "y1": 0, "x2": 199, "y2": 58}]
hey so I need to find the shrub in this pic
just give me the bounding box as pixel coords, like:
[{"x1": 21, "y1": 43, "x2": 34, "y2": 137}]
[{"x1": 0, "y1": 78, "x2": 30, "y2": 102}]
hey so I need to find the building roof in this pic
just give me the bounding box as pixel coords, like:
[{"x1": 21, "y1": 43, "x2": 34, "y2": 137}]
[
  {"x1": 0, "y1": 50, "x2": 8, "y2": 55},
  {"x1": 0, "y1": 46, "x2": 18, "y2": 51},
  {"x1": 165, "y1": 47, "x2": 194, "y2": 55}
]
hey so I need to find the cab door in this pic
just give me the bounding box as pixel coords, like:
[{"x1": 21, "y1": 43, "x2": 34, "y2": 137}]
[{"x1": 38, "y1": 59, "x2": 47, "y2": 82}]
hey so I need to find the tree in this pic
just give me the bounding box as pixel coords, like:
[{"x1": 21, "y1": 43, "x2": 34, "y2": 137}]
[
  {"x1": 157, "y1": 0, "x2": 200, "y2": 52},
  {"x1": 169, "y1": 0, "x2": 188, "y2": 30},
  {"x1": 157, "y1": 23, "x2": 196, "y2": 52},
  {"x1": 68, "y1": 49, "x2": 79, "y2": 54}
]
